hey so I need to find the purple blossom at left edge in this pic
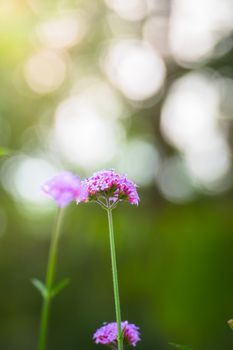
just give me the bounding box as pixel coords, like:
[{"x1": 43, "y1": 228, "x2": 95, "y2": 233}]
[{"x1": 42, "y1": 172, "x2": 87, "y2": 207}]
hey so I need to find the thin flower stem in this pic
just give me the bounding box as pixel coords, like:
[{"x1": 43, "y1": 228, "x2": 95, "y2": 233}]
[
  {"x1": 38, "y1": 207, "x2": 65, "y2": 350},
  {"x1": 96, "y1": 199, "x2": 108, "y2": 209},
  {"x1": 107, "y1": 208, "x2": 123, "y2": 350}
]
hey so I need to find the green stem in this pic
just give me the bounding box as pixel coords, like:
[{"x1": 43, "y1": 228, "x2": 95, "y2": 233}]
[
  {"x1": 107, "y1": 209, "x2": 123, "y2": 350},
  {"x1": 37, "y1": 207, "x2": 64, "y2": 350}
]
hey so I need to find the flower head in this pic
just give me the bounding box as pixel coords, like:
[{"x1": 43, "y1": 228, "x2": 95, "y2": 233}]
[
  {"x1": 82, "y1": 169, "x2": 139, "y2": 209},
  {"x1": 42, "y1": 172, "x2": 87, "y2": 207},
  {"x1": 93, "y1": 321, "x2": 140, "y2": 347}
]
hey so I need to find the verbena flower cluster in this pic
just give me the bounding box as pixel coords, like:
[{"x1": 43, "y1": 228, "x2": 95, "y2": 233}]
[
  {"x1": 82, "y1": 169, "x2": 139, "y2": 207},
  {"x1": 42, "y1": 169, "x2": 139, "y2": 208},
  {"x1": 42, "y1": 172, "x2": 87, "y2": 207},
  {"x1": 93, "y1": 321, "x2": 140, "y2": 347}
]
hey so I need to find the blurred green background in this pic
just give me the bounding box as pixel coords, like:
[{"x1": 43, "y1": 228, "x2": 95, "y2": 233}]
[{"x1": 1, "y1": 0, "x2": 233, "y2": 349}]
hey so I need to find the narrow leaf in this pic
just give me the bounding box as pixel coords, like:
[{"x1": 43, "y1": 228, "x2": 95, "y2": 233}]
[
  {"x1": 169, "y1": 342, "x2": 193, "y2": 350},
  {"x1": 31, "y1": 278, "x2": 48, "y2": 299},
  {"x1": 51, "y1": 278, "x2": 70, "y2": 298}
]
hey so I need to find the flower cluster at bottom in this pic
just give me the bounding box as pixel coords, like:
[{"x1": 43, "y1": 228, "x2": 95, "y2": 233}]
[{"x1": 93, "y1": 321, "x2": 140, "y2": 347}]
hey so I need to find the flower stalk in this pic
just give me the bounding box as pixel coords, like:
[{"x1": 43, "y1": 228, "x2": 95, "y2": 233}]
[
  {"x1": 107, "y1": 208, "x2": 123, "y2": 350},
  {"x1": 37, "y1": 207, "x2": 64, "y2": 350},
  {"x1": 82, "y1": 169, "x2": 140, "y2": 349}
]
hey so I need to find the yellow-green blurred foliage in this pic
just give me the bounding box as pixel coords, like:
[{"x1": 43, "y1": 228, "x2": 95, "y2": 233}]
[{"x1": 1, "y1": 0, "x2": 233, "y2": 349}]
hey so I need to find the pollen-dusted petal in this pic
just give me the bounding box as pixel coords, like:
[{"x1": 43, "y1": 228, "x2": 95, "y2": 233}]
[{"x1": 42, "y1": 171, "x2": 87, "y2": 207}]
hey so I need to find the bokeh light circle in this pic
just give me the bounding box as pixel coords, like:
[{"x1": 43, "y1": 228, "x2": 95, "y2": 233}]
[{"x1": 103, "y1": 40, "x2": 166, "y2": 101}]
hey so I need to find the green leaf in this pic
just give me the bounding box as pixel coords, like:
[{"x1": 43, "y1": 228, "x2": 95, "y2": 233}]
[
  {"x1": 169, "y1": 342, "x2": 193, "y2": 350},
  {"x1": 31, "y1": 278, "x2": 48, "y2": 299},
  {"x1": 51, "y1": 278, "x2": 70, "y2": 298}
]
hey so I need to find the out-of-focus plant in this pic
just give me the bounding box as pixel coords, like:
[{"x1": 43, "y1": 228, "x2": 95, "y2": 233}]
[
  {"x1": 83, "y1": 169, "x2": 140, "y2": 350},
  {"x1": 32, "y1": 172, "x2": 87, "y2": 350},
  {"x1": 0, "y1": 147, "x2": 10, "y2": 157},
  {"x1": 169, "y1": 342, "x2": 193, "y2": 350},
  {"x1": 228, "y1": 319, "x2": 233, "y2": 330}
]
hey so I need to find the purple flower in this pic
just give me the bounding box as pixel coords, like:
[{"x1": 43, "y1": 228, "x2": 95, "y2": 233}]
[
  {"x1": 93, "y1": 321, "x2": 140, "y2": 347},
  {"x1": 82, "y1": 169, "x2": 139, "y2": 208},
  {"x1": 42, "y1": 172, "x2": 87, "y2": 207}
]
